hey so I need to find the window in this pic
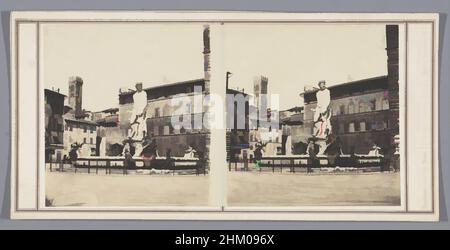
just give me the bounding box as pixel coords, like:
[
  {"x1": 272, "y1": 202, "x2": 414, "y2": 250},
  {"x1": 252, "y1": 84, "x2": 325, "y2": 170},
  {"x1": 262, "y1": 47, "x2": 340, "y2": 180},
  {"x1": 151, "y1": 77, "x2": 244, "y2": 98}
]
[
  {"x1": 339, "y1": 123, "x2": 345, "y2": 134},
  {"x1": 90, "y1": 138, "x2": 93, "y2": 144},
  {"x1": 83, "y1": 126, "x2": 87, "y2": 133},
  {"x1": 186, "y1": 103, "x2": 191, "y2": 113},
  {"x1": 348, "y1": 122, "x2": 355, "y2": 133},
  {"x1": 164, "y1": 125, "x2": 170, "y2": 135},
  {"x1": 354, "y1": 101, "x2": 359, "y2": 113},
  {"x1": 52, "y1": 136, "x2": 59, "y2": 144},
  {"x1": 370, "y1": 121, "x2": 387, "y2": 131},
  {"x1": 83, "y1": 138, "x2": 87, "y2": 143},
  {"x1": 348, "y1": 101, "x2": 355, "y2": 114},
  {"x1": 154, "y1": 108, "x2": 160, "y2": 117},
  {"x1": 375, "y1": 98, "x2": 382, "y2": 110},
  {"x1": 360, "y1": 122, "x2": 366, "y2": 132},
  {"x1": 339, "y1": 105, "x2": 346, "y2": 115},
  {"x1": 370, "y1": 122, "x2": 377, "y2": 131},
  {"x1": 382, "y1": 98, "x2": 389, "y2": 110},
  {"x1": 333, "y1": 107, "x2": 339, "y2": 116},
  {"x1": 359, "y1": 102, "x2": 365, "y2": 113},
  {"x1": 369, "y1": 99, "x2": 376, "y2": 111},
  {"x1": 354, "y1": 122, "x2": 360, "y2": 132}
]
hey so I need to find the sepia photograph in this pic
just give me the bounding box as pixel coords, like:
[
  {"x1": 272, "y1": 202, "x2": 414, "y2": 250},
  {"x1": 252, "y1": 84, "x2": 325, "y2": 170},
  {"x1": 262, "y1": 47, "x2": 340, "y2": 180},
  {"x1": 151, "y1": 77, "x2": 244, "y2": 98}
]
[
  {"x1": 43, "y1": 21, "x2": 403, "y2": 208},
  {"x1": 224, "y1": 23, "x2": 402, "y2": 206},
  {"x1": 43, "y1": 23, "x2": 213, "y2": 207}
]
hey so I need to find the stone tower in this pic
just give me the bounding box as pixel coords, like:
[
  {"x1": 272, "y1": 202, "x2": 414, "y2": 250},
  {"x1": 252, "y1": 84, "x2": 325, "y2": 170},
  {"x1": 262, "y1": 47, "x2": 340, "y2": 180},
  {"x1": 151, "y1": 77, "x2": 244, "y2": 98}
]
[
  {"x1": 253, "y1": 75, "x2": 268, "y2": 110},
  {"x1": 386, "y1": 25, "x2": 399, "y2": 169},
  {"x1": 203, "y1": 25, "x2": 211, "y2": 94},
  {"x1": 68, "y1": 76, "x2": 83, "y2": 117},
  {"x1": 202, "y1": 25, "x2": 211, "y2": 165},
  {"x1": 253, "y1": 75, "x2": 268, "y2": 128},
  {"x1": 386, "y1": 25, "x2": 399, "y2": 133}
]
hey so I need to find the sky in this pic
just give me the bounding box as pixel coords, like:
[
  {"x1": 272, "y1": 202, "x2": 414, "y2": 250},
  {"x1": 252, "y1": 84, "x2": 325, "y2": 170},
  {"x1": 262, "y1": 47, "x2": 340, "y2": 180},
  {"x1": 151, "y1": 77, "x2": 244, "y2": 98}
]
[
  {"x1": 43, "y1": 23, "x2": 205, "y2": 111},
  {"x1": 43, "y1": 22, "x2": 388, "y2": 111},
  {"x1": 222, "y1": 23, "x2": 388, "y2": 110}
]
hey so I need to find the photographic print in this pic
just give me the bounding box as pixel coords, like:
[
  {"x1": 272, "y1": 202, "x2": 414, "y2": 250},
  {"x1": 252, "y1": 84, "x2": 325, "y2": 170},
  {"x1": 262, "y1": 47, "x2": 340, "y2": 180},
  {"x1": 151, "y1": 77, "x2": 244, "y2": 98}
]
[
  {"x1": 224, "y1": 23, "x2": 402, "y2": 207},
  {"x1": 43, "y1": 23, "x2": 213, "y2": 207},
  {"x1": 10, "y1": 12, "x2": 439, "y2": 220}
]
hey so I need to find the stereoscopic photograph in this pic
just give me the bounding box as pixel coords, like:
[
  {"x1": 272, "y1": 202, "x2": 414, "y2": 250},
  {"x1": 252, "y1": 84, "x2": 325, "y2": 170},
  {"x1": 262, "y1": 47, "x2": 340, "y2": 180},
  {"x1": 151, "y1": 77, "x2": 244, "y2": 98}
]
[
  {"x1": 10, "y1": 11, "x2": 439, "y2": 220},
  {"x1": 44, "y1": 22, "x2": 401, "y2": 207}
]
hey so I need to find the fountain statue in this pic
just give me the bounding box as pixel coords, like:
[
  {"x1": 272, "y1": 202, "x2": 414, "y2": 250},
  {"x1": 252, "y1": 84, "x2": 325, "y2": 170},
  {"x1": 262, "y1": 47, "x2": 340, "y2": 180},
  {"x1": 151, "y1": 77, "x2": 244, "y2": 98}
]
[
  {"x1": 311, "y1": 80, "x2": 332, "y2": 155},
  {"x1": 124, "y1": 82, "x2": 149, "y2": 157},
  {"x1": 129, "y1": 82, "x2": 148, "y2": 141},
  {"x1": 68, "y1": 142, "x2": 84, "y2": 161}
]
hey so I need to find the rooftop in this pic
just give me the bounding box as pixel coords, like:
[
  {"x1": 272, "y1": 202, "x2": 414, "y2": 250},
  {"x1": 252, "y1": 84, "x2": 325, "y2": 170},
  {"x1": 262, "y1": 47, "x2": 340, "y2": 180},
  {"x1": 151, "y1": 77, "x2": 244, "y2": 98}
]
[
  {"x1": 64, "y1": 117, "x2": 98, "y2": 126},
  {"x1": 227, "y1": 88, "x2": 249, "y2": 95},
  {"x1": 119, "y1": 78, "x2": 205, "y2": 105},
  {"x1": 280, "y1": 113, "x2": 304, "y2": 126},
  {"x1": 99, "y1": 108, "x2": 119, "y2": 114},
  {"x1": 302, "y1": 75, "x2": 388, "y2": 103},
  {"x1": 281, "y1": 106, "x2": 304, "y2": 113},
  {"x1": 45, "y1": 88, "x2": 66, "y2": 97}
]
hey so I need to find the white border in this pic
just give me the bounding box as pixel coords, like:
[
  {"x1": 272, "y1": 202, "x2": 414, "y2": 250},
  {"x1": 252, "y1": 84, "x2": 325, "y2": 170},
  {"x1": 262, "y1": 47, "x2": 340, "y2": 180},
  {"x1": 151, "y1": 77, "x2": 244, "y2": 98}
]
[{"x1": 10, "y1": 11, "x2": 439, "y2": 221}]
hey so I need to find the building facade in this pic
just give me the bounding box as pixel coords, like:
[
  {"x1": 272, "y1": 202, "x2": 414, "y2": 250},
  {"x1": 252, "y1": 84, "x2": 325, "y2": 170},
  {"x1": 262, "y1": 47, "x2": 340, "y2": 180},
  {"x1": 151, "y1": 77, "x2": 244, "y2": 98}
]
[
  {"x1": 63, "y1": 118, "x2": 98, "y2": 157},
  {"x1": 302, "y1": 76, "x2": 394, "y2": 154},
  {"x1": 226, "y1": 88, "x2": 250, "y2": 161},
  {"x1": 280, "y1": 106, "x2": 306, "y2": 154},
  {"x1": 119, "y1": 79, "x2": 209, "y2": 157},
  {"x1": 44, "y1": 89, "x2": 66, "y2": 162}
]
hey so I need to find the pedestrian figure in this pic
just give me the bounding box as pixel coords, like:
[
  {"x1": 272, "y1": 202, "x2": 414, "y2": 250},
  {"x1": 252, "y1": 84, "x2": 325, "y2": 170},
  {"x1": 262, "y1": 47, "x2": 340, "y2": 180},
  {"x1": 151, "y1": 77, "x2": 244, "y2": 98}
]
[
  {"x1": 325, "y1": 134, "x2": 343, "y2": 167},
  {"x1": 141, "y1": 138, "x2": 157, "y2": 160},
  {"x1": 307, "y1": 139, "x2": 317, "y2": 174},
  {"x1": 123, "y1": 149, "x2": 134, "y2": 175},
  {"x1": 166, "y1": 148, "x2": 171, "y2": 159},
  {"x1": 253, "y1": 141, "x2": 266, "y2": 170},
  {"x1": 62, "y1": 154, "x2": 68, "y2": 171}
]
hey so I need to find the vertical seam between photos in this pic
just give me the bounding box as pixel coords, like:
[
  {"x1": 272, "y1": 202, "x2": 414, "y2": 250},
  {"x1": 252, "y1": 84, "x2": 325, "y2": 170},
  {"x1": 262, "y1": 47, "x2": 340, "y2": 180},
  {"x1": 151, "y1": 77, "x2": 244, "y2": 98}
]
[
  {"x1": 431, "y1": 21, "x2": 435, "y2": 213},
  {"x1": 405, "y1": 22, "x2": 409, "y2": 212},
  {"x1": 36, "y1": 21, "x2": 40, "y2": 211}
]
